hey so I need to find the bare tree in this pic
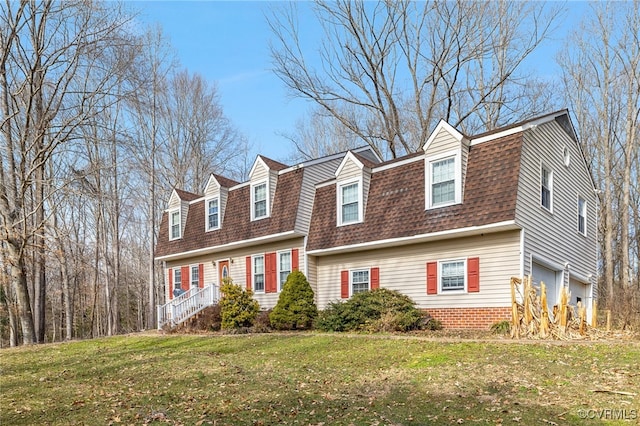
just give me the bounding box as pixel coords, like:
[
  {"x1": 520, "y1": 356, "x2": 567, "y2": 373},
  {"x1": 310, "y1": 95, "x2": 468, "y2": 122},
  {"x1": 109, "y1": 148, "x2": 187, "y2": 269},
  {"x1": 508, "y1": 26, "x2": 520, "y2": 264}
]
[
  {"x1": 559, "y1": 1, "x2": 640, "y2": 309},
  {"x1": 268, "y1": 0, "x2": 561, "y2": 159}
]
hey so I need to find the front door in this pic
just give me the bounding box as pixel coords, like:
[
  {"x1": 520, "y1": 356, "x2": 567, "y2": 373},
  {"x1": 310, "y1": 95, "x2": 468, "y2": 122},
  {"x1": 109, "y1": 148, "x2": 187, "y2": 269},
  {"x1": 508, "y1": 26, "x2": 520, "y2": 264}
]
[{"x1": 218, "y1": 260, "x2": 230, "y2": 286}]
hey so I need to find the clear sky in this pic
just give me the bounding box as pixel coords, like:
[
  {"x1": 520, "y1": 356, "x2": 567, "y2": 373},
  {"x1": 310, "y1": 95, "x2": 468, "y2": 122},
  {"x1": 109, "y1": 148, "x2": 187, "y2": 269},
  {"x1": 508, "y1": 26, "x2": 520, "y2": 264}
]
[{"x1": 132, "y1": 1, "x2": 589, "y2": 165}]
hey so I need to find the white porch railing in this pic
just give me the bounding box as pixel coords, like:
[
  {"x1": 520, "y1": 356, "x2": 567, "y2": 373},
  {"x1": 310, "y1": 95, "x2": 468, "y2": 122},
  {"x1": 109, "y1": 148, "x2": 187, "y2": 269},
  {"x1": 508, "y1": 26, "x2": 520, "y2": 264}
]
[{"x1": 157, "y1": 284, "x2": 219, "y2": 329}]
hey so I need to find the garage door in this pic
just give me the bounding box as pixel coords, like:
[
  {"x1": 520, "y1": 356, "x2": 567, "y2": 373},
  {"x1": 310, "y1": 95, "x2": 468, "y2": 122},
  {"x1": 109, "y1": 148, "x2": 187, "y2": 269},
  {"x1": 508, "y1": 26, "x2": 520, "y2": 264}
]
[
  {"x1": 569, "y1": 278, "x2": 588, "y2": 306},
  {"x1": 532, "y1": 262, "x2": 560, "y2": 308}
]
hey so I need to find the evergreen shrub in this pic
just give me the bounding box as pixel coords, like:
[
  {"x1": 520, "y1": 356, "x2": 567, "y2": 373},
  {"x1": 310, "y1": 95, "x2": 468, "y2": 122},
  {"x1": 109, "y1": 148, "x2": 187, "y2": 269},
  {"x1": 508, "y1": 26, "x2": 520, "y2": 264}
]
[
  {"x1": 219, "y1": 278, "x2": 260, "y2": 330},
  {"x1": 269, "y1": 270, "x2": 318, "y2": 330}
]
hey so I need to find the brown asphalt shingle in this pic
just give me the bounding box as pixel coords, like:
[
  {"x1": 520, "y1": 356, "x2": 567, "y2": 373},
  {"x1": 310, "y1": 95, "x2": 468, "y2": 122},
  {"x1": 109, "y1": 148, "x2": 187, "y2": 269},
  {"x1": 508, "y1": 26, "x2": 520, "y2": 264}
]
[{"x1": 306, "y1": 133, "x2": 523, "y2": 251}]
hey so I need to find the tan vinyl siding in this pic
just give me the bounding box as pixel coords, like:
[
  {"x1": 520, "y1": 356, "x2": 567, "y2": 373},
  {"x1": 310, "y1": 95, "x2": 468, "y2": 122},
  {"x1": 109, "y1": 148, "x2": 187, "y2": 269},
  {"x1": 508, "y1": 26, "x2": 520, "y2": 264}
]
[
  {"x1": 362, "y1": 170, "x2": 371, "y2": 218},
  {"x1": 295, "y1": 158, "x2": 343, "y2": 233},
  {"x1": 337, "y1": 157, "x2": 362, "y2": 181},
  {"x1": 515, "y1": 121, "x2": 597, "y2": 290},
  {"x1": 269, "y1": 170, "x2": 278, "y2": 215},
  {"x1": 461, "y1": 145, "x2": 469, "y2": 199},
  {"x1": 167, "y1": 237, "x2": 307, "y2": 310},
  {"x1": 204, "y1": 179, "x2": 220, "y2": 199},
  {"x1": 180, "y1": 201, "x2": 189, "y2": 237},
  {"x1": 219, "y1": 188, "x2": 229, "y2": 226},
  {"x1": 425, "y1": 127, "x2": 460, "y2": 157},
  {"x1": 315, "y1": 231, "x2": 520, "y2": 309},
  {"x1": 251, "y1": 161, "x2": 269, "y2": 181}
]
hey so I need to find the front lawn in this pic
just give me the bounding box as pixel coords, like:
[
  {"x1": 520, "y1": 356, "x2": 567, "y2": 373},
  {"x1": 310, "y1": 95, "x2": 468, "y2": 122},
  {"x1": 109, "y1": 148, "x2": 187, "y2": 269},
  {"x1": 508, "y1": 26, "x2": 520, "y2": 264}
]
[{"x1": 1, "y1": 333, "x2": 638, "y2": 425}]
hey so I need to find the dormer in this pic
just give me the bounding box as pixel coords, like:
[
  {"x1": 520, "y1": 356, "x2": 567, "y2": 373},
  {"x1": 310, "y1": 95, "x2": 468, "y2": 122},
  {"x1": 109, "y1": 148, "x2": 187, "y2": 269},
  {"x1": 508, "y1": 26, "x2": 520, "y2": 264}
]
[
  {"x1": 203, "y1": 174, "x2": 238, "y2": 232},
  {"x1": 248, "y1": 156, "x2": 288, "y2": 221},
  {"x1": 167, "y1": 188, "x2": 199, "y2": 241},
  {"x1": 334, "y1": 151, "x2": 375, "y2": 226},
  {"x1": 423, "y1": 120, "x2": 470, "y2": 210}
]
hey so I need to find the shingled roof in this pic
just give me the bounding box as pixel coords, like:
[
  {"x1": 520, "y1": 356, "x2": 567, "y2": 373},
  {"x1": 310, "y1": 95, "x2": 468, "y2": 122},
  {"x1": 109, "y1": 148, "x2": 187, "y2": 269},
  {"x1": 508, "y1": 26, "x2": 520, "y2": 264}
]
[
  {"x1": 156, "y1": 168, "x2": 304, "y2": 258},
  {"x1": 174, "y1": 188, "x2": 200, "y2": 202},
  {"x1": 306, "y1": 132, "x2": 523, "y2": 251}
]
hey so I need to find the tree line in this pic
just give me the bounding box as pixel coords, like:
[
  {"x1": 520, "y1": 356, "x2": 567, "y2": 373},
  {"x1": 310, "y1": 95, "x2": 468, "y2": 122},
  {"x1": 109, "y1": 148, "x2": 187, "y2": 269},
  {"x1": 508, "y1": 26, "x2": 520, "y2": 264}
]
[{"x1": 1, "y1": 0, "x2": 637, "y2": 346}]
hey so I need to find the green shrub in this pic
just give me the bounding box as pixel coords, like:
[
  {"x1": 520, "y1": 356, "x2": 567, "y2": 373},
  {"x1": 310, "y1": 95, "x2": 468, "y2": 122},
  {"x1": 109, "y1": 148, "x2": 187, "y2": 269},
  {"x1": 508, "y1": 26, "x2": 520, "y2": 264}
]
[
  {"x1": 219, "y1": 278, "x2": 260, "y2": 330},
  {"x1": 490, "y1": 320, "x2": 511, "y2": 335},
  {"x1": 315, "y1": 288, "x2": 425, "y2": 332},
  {"x1": 269, "y1": 271, "x2": 318, "y2": 330},
  {"x1": 252, "y1": 310, "x2": 273, "y2": 333},
  {"x1": 424, "y1": 316, "x2": 443, "y2": 331}
]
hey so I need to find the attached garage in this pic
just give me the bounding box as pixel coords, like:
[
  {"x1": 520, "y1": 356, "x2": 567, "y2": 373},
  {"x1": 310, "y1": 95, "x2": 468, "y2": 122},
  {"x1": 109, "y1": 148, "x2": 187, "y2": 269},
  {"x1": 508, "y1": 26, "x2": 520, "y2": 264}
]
[{"x1": 531, "y1": 261, "x2": 562, "y2": 308}]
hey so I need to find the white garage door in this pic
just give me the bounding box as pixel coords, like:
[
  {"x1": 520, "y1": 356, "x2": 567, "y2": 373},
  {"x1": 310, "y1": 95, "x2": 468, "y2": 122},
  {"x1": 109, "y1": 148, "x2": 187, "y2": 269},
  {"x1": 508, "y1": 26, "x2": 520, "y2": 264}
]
[
  {"x1": 532, "y1": 262, "x2": 561, "y2": 308},
  {"x1": 569, "y1": 278, "x2": 588, "y2": 306}
]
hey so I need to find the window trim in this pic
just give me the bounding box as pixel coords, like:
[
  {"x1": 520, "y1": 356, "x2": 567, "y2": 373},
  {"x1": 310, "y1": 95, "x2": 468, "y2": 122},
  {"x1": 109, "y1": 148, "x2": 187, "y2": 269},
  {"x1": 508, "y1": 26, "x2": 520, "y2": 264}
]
[
  {"x1": 350, "y1": 268, "x2": 370, "y2": 296},
  {"x1": 277, "y1": 250, "x2": 292, "y2": 292},
  {"x1": 205, "y1": 196, "x2": 220, "y2": 231},
  {"x1": 169, "y1": 208, "x2": 181, "y2": 240},
  {"x1": 425, "y1": 149, "x2": 461, "y2": 210},
  {"x1": 190, "y1": 264, "x2": 199, "y2": 289},
  {"x1": 173, "y1": 268, "x2": 182, "y2": 290},
  {"x1": 252, "y1": 254, "x2": 265, "y2": 293},
  {"x1": 251, "y1": 180, "x2": 269, "y2": 221},
  {"x1": 337, "y1": 176, "x2": 363, "y2": 226},
  {"x1": 540, "y1": 163, "x2": 553, "y2": 213},
  {"x1": 438, "y1": 258, "x2": 467, "y2": 293},
  {"x1": 577, "y1": 195, "x2": 587, "y2": 237}
]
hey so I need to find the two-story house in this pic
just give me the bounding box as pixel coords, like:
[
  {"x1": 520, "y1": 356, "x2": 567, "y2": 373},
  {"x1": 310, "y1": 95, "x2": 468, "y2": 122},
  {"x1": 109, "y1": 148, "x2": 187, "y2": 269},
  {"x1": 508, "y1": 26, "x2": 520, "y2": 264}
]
[{"x1": 155, "y1": 109, "x2": 597, "y2": 329}]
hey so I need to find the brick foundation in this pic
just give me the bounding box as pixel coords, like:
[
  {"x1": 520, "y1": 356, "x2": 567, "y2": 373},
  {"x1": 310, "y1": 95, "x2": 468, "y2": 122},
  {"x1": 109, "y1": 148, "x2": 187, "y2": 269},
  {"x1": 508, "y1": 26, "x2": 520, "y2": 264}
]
[{"x1": 426, "y1": 307, "x2": 511, "y2": 329}]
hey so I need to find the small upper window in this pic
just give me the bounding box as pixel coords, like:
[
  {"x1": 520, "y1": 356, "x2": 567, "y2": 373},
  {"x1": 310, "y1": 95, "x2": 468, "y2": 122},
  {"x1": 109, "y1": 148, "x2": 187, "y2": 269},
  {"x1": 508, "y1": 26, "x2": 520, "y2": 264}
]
[
  {"x1": 206, "y1": 198, "x2": 220, "y2": 231},
  {"x1": 441, "y1": 260, "x2": 465, "y2": 291},
  {"x1": 541, "y1": 165, "x2": 553, "y2": 212},
  {"x1": 431, "y1": 157, "x2": 456, "y2": 206},
  {"x1": 338, "y1": 181, "x2": 362, "y2": 225},
  {"x1": 278, "y1": 251, "x2": 291, "y2": 291},
  {"x1": 170, "y1": 209, "x2": 181, "y2": 240},
  {"x1": 351, "y1": 269, "x2": 370, "y2": 294},
  {"x1": 253, "y1": 182, "x2": 267, "y2": 220},
  {"x1": 253, "y1": 255, "x2": 265, "y2": 293},
  {"x1": 563, "y1": 146, "x2": 571, "y2": 167},
  {"x1": 577, "y1": 197, "x2": 586, "y2": 236}
]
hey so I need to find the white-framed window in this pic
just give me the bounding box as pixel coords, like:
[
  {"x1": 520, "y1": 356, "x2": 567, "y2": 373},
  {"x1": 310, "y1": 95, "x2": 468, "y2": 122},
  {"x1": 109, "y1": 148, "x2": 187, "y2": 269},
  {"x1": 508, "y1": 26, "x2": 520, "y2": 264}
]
[
  {"x1": 169, "y1": 209, "x2": 181, "y2": 240},
  {"x1": 577, "y1": 196, "x2": 586, "y2": 236},
  {"x1": 541, "y1": 164, "x2": 553, "y2": 212},
  {"x1": 206, "y1": 197, "x2": 220, "y2": 231},
  {"x1": 253, "y1": 255, "x2": 265, "y2": 293},
  {"x1": 351, "y1": 269, "x2": 370, "y2": 294},
  {"x1": 338, "y1": 178, "x2": 362, "y2": 225},
  {"x1": 252, "y1": 181, "x2": 268, "y2": 220},
  {"x1": 278, "y1": 250, "x2": 291, "y2": 291},
  {"x1": 174, "y1": 268, "x2": 182, "y2": 290},
  {"x1": 440, "y1": 260, "x2": 465, "y2": 292},
  {"x1": 191, "y1": 265, "x2": 199, "y2": 289},
  {"x1": 425, "y1": 151, "x2": 461, "y2": 209}
]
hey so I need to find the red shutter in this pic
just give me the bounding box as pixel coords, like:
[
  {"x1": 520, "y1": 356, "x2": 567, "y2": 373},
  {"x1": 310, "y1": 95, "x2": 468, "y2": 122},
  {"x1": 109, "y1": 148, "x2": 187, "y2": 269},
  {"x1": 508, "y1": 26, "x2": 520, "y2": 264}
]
[
  {"x1": 181, "y1": 266, "x2": 190, "y2": 291},
  {"x1": 371, "y1": 267, "x2": 380, "y2": 290},
  {"x1": 426, "y1": 262, "x2": 438, "y2": 295},
  {"x1": 341, "y1": 270, "x2": 349, "y2": 299},
  {"x1": 198, "y1": 263, "x2": 204, "y2": 288},
  {"x1": 292, "y1": 249, "x2": 299, "y2": 271},
  {"x1": 467, "y1": 257, "x2": 480, "y2": 292},
  {"x1": 168, "y1": 268, "x2": 173, "y2": 300},
  {"x1": 245, "y1": 256, "x2": 252, "y2": 290},
  {"x1": 266, "y1": 252, "x2": 277, "y2": 293}
]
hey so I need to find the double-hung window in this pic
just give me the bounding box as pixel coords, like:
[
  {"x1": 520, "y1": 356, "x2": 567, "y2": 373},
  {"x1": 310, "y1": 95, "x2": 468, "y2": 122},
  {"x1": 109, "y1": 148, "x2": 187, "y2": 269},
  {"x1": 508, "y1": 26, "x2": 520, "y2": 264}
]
[
  {"x1": 541, "y1": 165, "x2": 553, "y2": 211},
  {"x1": 278, "y1": 251, "x2": 291, "y2": 291},
  {"x1": 441, "y1": 260, "x2": 465, "y2": 291},
  {"x1": 253, "y1": 182, "x2": 267, "y2": 220},
  {"x1": 577, "y1": 197, "x2": 586, "y2": 236},
  {"x1": 191, "y1": 265, "x2": 199, "y2": 289},
  {"x1": 170, "y1": 209, "x2": 181, "y2": 240},
  {"x1": 351, "y1": 269, "x2": 370, "y2": 294},
  {"x1": 207, "y1": 198, "x2": 219, "y2": 230},
  {"x1": 174, "y1": 269, "x2": 182, "y2": 290},
  {"x1": 339, "y1": 181, "x2": 360, "y2": 225},
  {"x1": 431, "y1": 157, "x2": 456, "y2": 206},
  {"x1": 253, "y1": 255, "x2": 265, "y2": 292}
]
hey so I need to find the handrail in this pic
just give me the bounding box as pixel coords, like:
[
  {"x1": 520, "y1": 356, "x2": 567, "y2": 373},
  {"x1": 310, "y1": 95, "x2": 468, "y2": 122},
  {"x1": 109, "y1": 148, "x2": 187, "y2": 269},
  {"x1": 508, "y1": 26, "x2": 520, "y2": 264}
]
[{"x1": 157, "y1": 284, "x2": 219, "y2": 329}]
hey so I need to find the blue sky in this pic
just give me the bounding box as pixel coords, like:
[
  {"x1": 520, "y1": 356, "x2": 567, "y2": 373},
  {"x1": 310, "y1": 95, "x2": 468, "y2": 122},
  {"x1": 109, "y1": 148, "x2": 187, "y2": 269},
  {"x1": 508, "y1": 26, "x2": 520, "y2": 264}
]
[{"x1": 133, "y1": 1, "x2": 588, "y2": 164}]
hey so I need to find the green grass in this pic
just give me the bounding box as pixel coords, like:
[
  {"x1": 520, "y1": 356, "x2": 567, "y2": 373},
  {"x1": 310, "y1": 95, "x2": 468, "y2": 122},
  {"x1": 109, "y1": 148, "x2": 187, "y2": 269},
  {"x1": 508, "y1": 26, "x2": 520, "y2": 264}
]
[{"x1": 1, "y1": 333, "x2": 639, "y2": 425}]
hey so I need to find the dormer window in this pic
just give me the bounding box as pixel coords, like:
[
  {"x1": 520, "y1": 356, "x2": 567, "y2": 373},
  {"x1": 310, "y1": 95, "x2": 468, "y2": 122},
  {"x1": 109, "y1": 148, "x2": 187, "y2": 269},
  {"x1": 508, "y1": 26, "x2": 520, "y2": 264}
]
[
  {"x1": 206, "y1": 197, "x2": 220, "y2": 231},
  {"x1": 338, "y1": 178, "x2": 362, "y2": 225},
  {"x1": 425, "y1": 151, "x2": 461, "y2": 209},
  {"x1": 169, "y1": 209, "x2": 181, "y2": 240},
  {"x1": 252, "y1": 181, "x2": 268, "y2": 220}
]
